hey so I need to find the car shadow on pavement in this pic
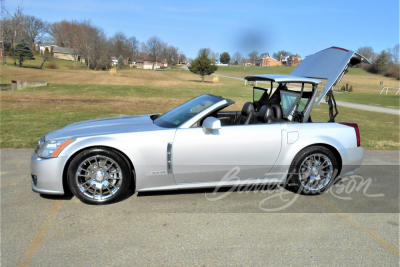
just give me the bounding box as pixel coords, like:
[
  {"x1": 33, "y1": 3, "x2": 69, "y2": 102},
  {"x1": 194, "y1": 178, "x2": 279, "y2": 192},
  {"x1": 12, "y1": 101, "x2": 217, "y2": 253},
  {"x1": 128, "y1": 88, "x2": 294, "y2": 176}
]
[
  {"x1": 137, "y1": 184, "x2": 281, "y2": 197},
  {"x1": 39, "y1": 193, "x2": 74, "y2": 201}
]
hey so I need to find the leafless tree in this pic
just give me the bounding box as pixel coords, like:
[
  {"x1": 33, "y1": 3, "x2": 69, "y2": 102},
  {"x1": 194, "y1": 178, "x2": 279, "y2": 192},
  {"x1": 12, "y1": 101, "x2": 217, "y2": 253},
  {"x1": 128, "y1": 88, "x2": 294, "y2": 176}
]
[
  {"x1": 357, "y1": 47, "x2": 375, "y2": 62},
  {"x1": 389, "y1": 44, "x2": 399, "y2": 66},
  {"x1": 49, "y1": 20, "x2": 74, "y2": 47},
  {"x1": 21, "y1": 15, "x2": 47, "y2": 49},
  {"x1": 128, "y1": 36, "x2": 139, "y2": 60},
  {"x1": 272, "y1": 50, "x2": 291, "y2": 60},
  {"x1": 231, "y1": 52, "x2": 242, "y2": 64},
  {"x1": 239, "y1": 57, "x2": 247, "y2": 65},
  {"x1": 2, "y1": 4, "x2": 24, "y2": 65},
  {"x1": 146, "y1": 36, "x2": 163, "y2": 70},
  {"x1": 211, "y1": 51, "x2": 219, "y2": 62},
  {"x1": 140, "y1": 42, "x2": 147, "y2": 54},
  {"x1": 111, "y1": 32, "x2": 130, "y2": 58},
  {"x1": 248, "y1": 51, "x2": 258, "y2": 65}
]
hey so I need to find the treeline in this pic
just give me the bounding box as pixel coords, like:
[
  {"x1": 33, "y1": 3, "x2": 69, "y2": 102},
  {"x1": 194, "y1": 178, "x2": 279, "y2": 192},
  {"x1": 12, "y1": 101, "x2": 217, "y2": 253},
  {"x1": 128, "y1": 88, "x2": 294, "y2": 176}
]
[
  {"x1": 356, "y1": 46, "x2": 399, "y2": 79},
  {"x1": 1, "y1": 7, "x2": 186, "y2": 69},
  {"x1": 203, "y1": 50, "x2": 296, "y2": 65}
]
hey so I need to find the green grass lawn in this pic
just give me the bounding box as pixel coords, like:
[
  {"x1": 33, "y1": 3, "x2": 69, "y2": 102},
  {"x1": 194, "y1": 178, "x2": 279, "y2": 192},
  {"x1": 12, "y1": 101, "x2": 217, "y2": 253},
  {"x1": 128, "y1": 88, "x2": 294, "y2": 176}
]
[
  {"x1": 4, "y1": 56, "x2": 85, "y2": 72},
  {"x1": 215, "y1": 65, "x2": 295, "y2": 77},
  {"x1": 1, "y1": 82, "x2": 398, "y2": 150}
]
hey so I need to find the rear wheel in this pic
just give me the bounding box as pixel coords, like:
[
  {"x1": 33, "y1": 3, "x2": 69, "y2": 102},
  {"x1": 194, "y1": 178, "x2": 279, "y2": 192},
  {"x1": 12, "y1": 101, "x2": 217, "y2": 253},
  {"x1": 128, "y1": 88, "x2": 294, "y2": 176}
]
[
  {"x1": 287, "y1": 146, "x2": 338, "y2": 195},
  {"x1": 67, "y1": 148, "x2": 131, "y2": 204}
]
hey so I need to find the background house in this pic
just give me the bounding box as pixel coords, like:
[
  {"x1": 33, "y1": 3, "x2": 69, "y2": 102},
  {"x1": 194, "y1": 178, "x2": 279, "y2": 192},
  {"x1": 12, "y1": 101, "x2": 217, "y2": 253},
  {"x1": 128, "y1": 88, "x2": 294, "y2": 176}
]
[
  {"x1": 256, "y1": 53, "x2": 282, "y2": 67},
  {"x1": 53, "y1": 47, "x2": 75, "y2": 61},
  {"x1": 143, "y1": 56, "x2": 164, "y2": 69},
  {"x1": 39, "y1": 44, "x2": 57, "y2": 55},
  {"x1": 286, "y1": 54, "x2": 302, "y2": 66}
]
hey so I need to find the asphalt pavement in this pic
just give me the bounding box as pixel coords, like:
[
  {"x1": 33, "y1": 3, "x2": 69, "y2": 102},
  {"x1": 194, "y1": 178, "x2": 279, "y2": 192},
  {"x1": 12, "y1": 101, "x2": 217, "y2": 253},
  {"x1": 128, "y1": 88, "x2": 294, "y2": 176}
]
[{"x1": 1, "y1": 149, "x2": 399, "y2": 266}]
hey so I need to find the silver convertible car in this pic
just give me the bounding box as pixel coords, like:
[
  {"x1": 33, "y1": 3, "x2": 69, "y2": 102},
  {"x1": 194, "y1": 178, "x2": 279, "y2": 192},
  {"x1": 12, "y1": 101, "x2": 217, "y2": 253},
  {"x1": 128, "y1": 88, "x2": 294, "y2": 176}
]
[{"x1": 31, "y1": 47, "x2": 370, "y2": 204}]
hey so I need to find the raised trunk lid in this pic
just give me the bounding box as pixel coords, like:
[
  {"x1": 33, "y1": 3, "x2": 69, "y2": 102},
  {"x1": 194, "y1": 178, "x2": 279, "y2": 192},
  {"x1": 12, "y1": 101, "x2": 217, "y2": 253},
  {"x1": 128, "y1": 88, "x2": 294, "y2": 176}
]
[{"x1": 290, "y1": 47, "x2": 370, "y2": 105}]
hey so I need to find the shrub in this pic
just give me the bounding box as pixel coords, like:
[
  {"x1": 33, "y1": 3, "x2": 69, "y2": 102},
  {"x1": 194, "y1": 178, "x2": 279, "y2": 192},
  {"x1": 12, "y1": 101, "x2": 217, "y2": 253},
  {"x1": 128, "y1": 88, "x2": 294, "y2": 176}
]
[
  {"x1": 384, "y1": 69, "x2": 400, "y2": 80},
  {"x1": 349, "y1": 85, "x2": 353, "y2": 92},
  {"x1": 109, "y1": 68, "x2": 116, "y2": 76},
  {"x1": 45, "y1": 62, "x2": 58, "y2": 69},
  {"x1": 340, "y1": 85, "x2": 345, "y2": 91}
]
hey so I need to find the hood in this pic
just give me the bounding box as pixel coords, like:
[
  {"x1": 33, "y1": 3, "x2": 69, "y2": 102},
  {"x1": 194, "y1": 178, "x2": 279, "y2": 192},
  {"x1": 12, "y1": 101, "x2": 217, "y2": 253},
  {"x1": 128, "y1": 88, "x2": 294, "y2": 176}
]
[
  {"x1": 290, "y1": 47, "x2": 370, "y2": 105},
  {"x1": 45, "y1": 114, "x2": 163, "y2": 140}
]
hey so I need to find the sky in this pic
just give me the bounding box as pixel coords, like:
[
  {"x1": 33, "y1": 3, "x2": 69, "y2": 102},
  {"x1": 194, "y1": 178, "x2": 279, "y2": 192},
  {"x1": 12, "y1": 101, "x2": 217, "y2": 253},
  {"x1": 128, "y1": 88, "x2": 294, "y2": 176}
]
[{"x1": 6, "y1": 0, "x2": 400, "y2": 59}]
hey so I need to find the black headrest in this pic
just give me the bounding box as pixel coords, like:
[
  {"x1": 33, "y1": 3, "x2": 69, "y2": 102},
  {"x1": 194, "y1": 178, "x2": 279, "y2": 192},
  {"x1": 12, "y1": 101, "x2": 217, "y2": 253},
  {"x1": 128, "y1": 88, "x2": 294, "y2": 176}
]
[
  {"x1": 242, "y1": 102, "x2": 255, "y2": 116},
  {"x1": 271, "y1": 105, "x2": 282, "y2": 119},
  {"x1": 258, "y1": 105, "x2": 274, "y2": 122}
]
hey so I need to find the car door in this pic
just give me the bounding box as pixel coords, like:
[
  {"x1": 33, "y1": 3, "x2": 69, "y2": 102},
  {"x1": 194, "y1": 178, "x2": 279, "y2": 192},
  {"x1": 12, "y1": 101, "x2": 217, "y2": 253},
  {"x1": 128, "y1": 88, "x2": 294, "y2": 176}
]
[{"x1": 172, "y1": 123, "x2": 282, "y2": 185}]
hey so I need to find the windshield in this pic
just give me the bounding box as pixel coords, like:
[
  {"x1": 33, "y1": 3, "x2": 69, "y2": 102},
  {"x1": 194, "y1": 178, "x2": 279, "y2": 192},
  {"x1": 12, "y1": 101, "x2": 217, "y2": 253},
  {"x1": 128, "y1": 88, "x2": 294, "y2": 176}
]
[{"x1": 154, "y1": 94, "x2": 223, "y2": 128}]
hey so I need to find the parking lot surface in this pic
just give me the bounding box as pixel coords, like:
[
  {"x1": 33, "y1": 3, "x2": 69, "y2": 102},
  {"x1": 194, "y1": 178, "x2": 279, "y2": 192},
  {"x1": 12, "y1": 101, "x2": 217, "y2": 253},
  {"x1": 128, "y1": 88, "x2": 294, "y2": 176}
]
[{"x1": 1, "y1": 149, "x2": 399, "y2": 266}]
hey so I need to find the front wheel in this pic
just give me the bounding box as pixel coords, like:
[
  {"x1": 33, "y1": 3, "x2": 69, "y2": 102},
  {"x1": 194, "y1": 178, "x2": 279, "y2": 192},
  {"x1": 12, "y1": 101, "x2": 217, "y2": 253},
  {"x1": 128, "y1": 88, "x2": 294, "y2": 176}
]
[
  {"x1": 287, "y1": 146, "x2": 339, "y2": 195},
  {"x1": 67, "y1": 148, "x2": 131, "y2": 204}
]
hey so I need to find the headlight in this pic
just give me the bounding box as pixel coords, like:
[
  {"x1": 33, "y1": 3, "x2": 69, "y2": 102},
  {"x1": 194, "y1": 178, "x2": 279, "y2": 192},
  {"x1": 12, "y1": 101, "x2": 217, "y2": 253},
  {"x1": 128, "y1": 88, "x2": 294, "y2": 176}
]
[
  {"x1": 35, "y1": 137, "x2": 45, "y2": 154},
  {"x1": 37, "y1": 138, "x2": 75, "y2": 158}
]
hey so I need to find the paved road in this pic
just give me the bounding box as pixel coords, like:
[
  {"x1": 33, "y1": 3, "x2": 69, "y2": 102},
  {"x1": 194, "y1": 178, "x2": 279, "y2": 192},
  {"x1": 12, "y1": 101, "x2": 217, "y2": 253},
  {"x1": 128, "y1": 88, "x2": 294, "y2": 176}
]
[
  {"x1": 321, "y1": 100, "x2": 400, "y2": 115},
  {"x1": 186, "y1": 69, "x2": 400, "y2": 116},
  {"x1": 1, "y1": 149, "x2": 399, "y2": 266}
]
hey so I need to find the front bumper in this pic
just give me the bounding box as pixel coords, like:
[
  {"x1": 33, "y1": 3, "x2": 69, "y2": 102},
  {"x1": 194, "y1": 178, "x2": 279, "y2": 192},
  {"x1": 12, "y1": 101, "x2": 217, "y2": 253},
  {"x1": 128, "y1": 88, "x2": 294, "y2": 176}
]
[{"x1": 30, "y1": 152, "x2": 69, "y2": 195}]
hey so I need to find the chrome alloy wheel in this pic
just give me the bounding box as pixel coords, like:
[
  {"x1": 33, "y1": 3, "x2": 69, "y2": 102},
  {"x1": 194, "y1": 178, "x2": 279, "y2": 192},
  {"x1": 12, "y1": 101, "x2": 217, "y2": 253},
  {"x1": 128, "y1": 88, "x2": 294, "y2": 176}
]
[
  {"x1": 75, "y1": 155, "x2": 123, "y2": 201},
  {"x1": 299, "y1": 153, "x2": 333, "y2": 191}
]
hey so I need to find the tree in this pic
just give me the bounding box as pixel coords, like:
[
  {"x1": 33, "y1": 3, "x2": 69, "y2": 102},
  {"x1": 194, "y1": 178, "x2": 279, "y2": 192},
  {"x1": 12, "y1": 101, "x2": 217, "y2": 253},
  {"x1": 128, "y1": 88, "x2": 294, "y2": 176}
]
[
  {"x1": 2, "y1": 5, "x2": 24, "y2": 65},
  {"x1": 128, "y1": 36, "x2": 139, "y2": 60},
  {"x1": 111, "y1": 32, "x2": 130, "y2": 58},
  {"x1": 21, "y1": 15, "x2": 47, "y2": 49},
  {"x1": 146, "y1": 36, "x2": 163, "y2": 70},
  {"x1": 374, "y1": 50, "x2": 391, "y2": 74},
  {"x1": 272, "y1": 50, "x2": 291, "y2": 60},
  {"x1": 390, "y1": 44, "x2": 399, "y2": 65},
  {"x1": 219, "y1": 52, "x2": 230, "y2": 64},
  {"x1": 248, "y1": 51, "x2": 258, "y2": 65},
  {"x1": 188, "y1": 48, "x2": 218, "y2": 82},
  {"x1": 140, "y1": 42, "x2": 147, "y2": 54},
  {"x1": 9, "y1": 39, "x2": 34, "y2": 67},
  {"x1": 357, "y1": 46, "x2": 375, "y2": 62},
  {"x1": 117, "y1": 55, "x2": 124, "y2": 74},
  {"x1": 231, "y1": 52, "x2": 241, "y2": 65}
]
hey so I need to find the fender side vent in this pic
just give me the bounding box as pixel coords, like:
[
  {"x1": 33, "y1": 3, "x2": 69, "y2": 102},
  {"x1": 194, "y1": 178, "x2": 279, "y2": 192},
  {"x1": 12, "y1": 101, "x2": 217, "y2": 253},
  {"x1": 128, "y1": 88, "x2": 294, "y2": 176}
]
[{"x1": 167, "y1": 142, "x2": 173, "y2": 174}]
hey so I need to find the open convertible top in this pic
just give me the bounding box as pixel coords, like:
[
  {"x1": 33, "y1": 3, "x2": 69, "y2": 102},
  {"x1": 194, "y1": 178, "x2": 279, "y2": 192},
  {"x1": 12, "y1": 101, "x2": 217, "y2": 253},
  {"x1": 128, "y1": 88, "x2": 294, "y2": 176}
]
[{"x1": 245, "y1": 47, "x2": 371, "y2": 105}]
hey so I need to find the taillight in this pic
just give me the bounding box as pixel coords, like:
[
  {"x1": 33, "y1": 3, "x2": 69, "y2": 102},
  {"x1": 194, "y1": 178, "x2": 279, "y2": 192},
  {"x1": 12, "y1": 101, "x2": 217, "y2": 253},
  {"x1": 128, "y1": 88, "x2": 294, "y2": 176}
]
[{"x1": 339, "y1": 123, "x2": 360, "y2": 147}]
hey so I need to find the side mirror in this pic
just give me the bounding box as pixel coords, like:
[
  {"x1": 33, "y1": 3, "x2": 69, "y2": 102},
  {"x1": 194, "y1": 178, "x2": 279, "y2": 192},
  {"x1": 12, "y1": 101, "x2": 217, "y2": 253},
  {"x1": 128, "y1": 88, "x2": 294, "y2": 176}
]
[{"x1": 202, "y1": 117, "x2": 221, "y2": 134}]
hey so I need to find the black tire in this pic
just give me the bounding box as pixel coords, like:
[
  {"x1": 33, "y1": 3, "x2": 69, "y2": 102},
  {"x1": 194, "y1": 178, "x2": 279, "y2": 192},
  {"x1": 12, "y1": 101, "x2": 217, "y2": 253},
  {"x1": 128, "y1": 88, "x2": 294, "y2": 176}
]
[
  {"x1": 286, "y1": 146, "x2": 339, "y2": 195},
  {"x1": 67, "y1": 148, "x2": 131, "y2": 205}
]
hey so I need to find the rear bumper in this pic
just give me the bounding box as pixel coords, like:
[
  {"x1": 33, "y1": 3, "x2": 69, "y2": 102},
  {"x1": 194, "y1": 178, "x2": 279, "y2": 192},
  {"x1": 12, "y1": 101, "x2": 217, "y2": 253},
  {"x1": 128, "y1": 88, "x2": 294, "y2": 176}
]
[
  {"x1": 30, "y1": 152, "x2": 68, "y2": 195},
  {"x1": 339, "y1": 146, "x2": 364, "y2": 176}
]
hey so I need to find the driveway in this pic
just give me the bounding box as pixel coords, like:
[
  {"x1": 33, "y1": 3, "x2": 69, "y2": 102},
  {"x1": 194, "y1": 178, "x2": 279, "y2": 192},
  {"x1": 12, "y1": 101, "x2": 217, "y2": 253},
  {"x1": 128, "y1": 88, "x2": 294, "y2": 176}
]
[{"x1": 1, "y1": 149, "x2": 399, "y2": 266}]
